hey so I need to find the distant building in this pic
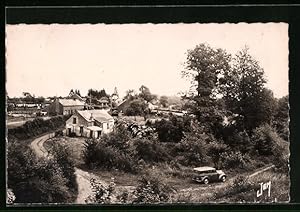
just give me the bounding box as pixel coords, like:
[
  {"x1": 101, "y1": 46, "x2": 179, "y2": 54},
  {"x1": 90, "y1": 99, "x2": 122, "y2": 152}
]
[
  {"x1": 97, "y1": 97, "x2": 110, "y2": 109},
  {"x1": 65, "y1": 109, "x2": 114, "y2": 138},
  {"x1": 111, "y1": 87, "x2": 119, "y2": 101},
  {"x1": 47, "y1": 98, "x2": 85, "y2": 115},
  {"x1": 67, "y1": 90, "x2": 84, "y2": 101}
]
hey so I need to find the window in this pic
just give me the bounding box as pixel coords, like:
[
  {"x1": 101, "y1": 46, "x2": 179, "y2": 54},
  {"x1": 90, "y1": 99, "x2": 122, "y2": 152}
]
[
  {"x1": 80, "y1": 126, "x2": 83, "y2": 134},
  {"x1": 73, "y1": 117, "x2": 77, "y2": 124}
]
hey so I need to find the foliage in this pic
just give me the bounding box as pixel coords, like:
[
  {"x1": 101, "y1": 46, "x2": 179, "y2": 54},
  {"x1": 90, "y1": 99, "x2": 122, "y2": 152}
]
[
  {"x1": 8, "y1": 116, "x2": 66, "y2": 140},
  {"x1": 219, "y1": 47, "x2": 276, "y2": 131},
  {"x1": 123, "y1": 89, "x2": 138, "y2": 101},
  {"x1": 134, "y1": 137, "x2": 171, "y2": 163},
  {"x1": 251, "y1": 124, "x2": 289, "y2": 172},
  {"x1": 49, "y1": 143, "x2": 78, "y2": 196},
  {"x1": 85, "y1": 178, "x2": 116, "y2": 204},
  {"x1": 182, "y1": 43, "x2": 231, "y2": 133},
  {"x1": 154, "y1": 115, "x2": 191, "y2": 143},
  {"x1": 7, "y1": 141, "x2": 74, "y2": 203},
  {"x1": 251, "y1": 124, "x2": 283, "y2": 156},
  {"x1": 102, "y1": 123, "x2": 131, "y2": 151},
  {"x1": 175, "y1": 127, "x2": 212, "y2": 166},
  {"x1": 139, "y1": 85, "x2": 157, "y2": 103},
  {"x1": 123, "y1": 98, "x2": 148, "y2": 116},
  {"x1": 273, "y1": 95, "x2": 289, "y2": 141},
  {"x1": 133, "y1": 171, "x2": 174, "y2": 203},
  {"x1": 83, "y1": 139, "x2": 137, "y2": 173},
  {"x1": 88, "y1": 88, "x2": 109, "y2": 99},
  {"x1": 159, "y1": 96, "x2": 168, "y2": 107},
  {"x1": 214, "y1": 175, "x2": 257, "y2": 201},
  {"x1": 219, "y1": 151, "x2": 252, "y2": 170}
]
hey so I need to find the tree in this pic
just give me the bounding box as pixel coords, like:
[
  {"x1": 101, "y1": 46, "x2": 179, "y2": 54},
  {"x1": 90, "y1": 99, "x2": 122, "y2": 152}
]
[
  {"x1": 124, "y1": 98, "x2": 148, "y2": 116},
  {"x1": 139, "y1": 85, "x2": 156, "y2": 103},
  {"x1": 154, "y1": 115, "x2": 191, "y2": 143},
  {"x1": 7, "y1": 141, "x2": 73, "y2": 203},
  {"x1": 219, "y1": 47, "x2": 275, "y2": 132},
  {"x1": 159, "y1": 96, "x2": 168, "y2": 107},
  {"x1": 182, "y1": 43, "x2": 231, "y2": 134},
  {"x1": 123, "y1": 89, "x2": 137, "y2": 101},
  {"x1": 273, "y1": 95, "x2": 289, "y2": 141}
]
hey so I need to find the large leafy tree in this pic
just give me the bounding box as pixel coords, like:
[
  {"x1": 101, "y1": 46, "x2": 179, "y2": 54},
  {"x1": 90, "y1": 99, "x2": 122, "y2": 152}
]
[
  {"x1": 219, "y1": 47, "x2": 276, "y2": 132},
  {"x1": 139, "y1": 85, "x2": 157, "y2": 103},
  {"x1": 124, "y1": 98, "x2": 148, "y2": 116},
  {"x1": 182, "y1": 43, "x2": 231, "y2": 133}
]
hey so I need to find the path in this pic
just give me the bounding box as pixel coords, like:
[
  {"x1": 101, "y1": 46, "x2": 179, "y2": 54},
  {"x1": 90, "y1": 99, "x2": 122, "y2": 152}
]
[{"x1": 30, "y1": 133, "x2": 103, "y2": 204}]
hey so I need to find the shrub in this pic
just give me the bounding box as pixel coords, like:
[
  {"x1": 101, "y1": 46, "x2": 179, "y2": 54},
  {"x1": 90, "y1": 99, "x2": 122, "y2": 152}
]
[
  {"x1": 154, "y1": 115, "x2": 191, "y2": 143},
  {"x1": 7, "y1": 141, "x2": 73, "y2": 203},
  {"x1": 50, "y1": 143, "x2": 78, "y2": 199},
  {"x1": 83, "y1": 139, "x2": 137, "y2": 173},
  {"x1": 251, "y1": 124, "x2": 279, "y2": 156},
  {"x1": 85, "y1": 178, "x2": 115, "y2": 204},
  {"x1": 174, "y1": 129, "x2": 212, "y2": 166},
  {"x1": 8, "y1": 116, "x2": 65, "y2": 140},
  {"x1": 219, "y1": 151, "x2": 252, "y2": 170},
  {"x1": 133, "y1": 171, "x2": 174, "y2": 203},
  {"x1": 134, "y1": 137, "x2": 171, "y2": 163},
  {"x1": 214, "y1": 175, "x2": 257, "y2": 201}
]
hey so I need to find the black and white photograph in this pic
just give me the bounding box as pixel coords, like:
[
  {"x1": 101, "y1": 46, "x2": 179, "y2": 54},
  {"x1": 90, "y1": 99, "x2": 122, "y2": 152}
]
[{"x1": 6, "y1": 23, "x2": 289, "y2": 205}]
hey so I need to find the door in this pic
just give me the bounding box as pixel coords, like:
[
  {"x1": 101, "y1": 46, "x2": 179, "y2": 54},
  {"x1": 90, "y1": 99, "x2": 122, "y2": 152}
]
[
  {"x1": 97, "y1": 130, "x2": 101, "y2": 138},
  {"x1": 90, "y1": 130, "x2": 93, "y2": 138},
  {"x1": 80, "y1": 126, "x2": 83, "y2": 136},
  {"x1": 68, "y1": 128, "x2": 71, "y2": 135}
]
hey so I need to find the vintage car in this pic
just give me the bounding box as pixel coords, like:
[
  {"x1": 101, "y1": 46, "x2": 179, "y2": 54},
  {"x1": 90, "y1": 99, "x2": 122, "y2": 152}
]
[{"x1": 192, "y1": 166, "x2": 226, "y2": 184}]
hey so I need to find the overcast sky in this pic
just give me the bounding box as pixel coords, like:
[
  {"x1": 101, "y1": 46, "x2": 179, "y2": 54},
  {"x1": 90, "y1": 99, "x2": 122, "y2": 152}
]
[{"x1": 6, "y1": 23, "x2": 288, "y2": 98}]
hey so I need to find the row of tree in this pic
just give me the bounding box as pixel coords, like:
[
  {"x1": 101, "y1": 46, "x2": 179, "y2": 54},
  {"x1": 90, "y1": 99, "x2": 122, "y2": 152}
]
[{"x1": 182, "y1": 43, "x2": 288, "y2": 140}]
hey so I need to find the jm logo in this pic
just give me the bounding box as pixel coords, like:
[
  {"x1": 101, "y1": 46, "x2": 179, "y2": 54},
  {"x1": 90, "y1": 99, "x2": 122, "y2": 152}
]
[{"x1": 257, "y1": 181, "x2": 271, "y2": 198}]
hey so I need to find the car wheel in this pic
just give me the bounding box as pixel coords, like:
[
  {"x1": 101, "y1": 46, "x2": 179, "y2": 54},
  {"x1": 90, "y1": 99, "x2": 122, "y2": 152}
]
[
  {"x1": 221, "y1": 176, "x2": 226, "y2": 182},
  {"x1": 203, "y1": 178, "x2": 209, "y2": 184}
]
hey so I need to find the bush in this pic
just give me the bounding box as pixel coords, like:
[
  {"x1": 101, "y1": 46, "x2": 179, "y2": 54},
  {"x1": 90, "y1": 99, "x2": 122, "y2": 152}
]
[
  {"x1": 214, "y1": 175, "x2": 257, "y2": 201},
  {"x1": 85, "y1": 178, "x2": 116, "y2": 204},
  {"x1": 154, "y1": 115, "x2": 191, "y2": 143},
  {"x1": 50, "y1": 143, "x2": 78, "y2": 198},
  {"x1": 219, "y1": 151, "x2": 252, "y2": 170},
  {"x1": 83, "y1": 139, "x2": 137, "y2": 173},
  {"x1": 252, "y1": 124, "x2": 278, "y2": 156},
  {"x1": 133, "y1": 171, "x2": 174, "y2": 203},
  {"x1": 174, "y1": 129, "x2": 212, "y2": 166},
  {"x1": 7, "y1": 141, "x2": 74, "y2": 203},
  {"x1": 134, "y1": 137, "x2": 171, "y2": 163},
  {"x1": 8, "y1": 116, "x2": 65, "y2": 140}
]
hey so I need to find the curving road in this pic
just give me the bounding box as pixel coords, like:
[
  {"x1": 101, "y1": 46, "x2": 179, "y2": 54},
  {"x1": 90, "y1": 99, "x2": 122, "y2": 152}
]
[
  {"x1": 29, "y1": 133, "x2": 102, "y2": 204},
  {"x1": 30, "y1": 133, "x2": 276, "y2": 204}
]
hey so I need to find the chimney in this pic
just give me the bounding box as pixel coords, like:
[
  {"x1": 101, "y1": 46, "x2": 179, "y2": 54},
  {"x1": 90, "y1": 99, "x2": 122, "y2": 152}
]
[{"x1": 90, "y1": 113, "x2": 93, "y2": 120}]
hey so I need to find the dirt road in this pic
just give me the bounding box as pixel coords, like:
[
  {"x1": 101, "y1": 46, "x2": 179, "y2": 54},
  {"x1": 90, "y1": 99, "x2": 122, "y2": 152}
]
[{"x1": 30, "y1": 133, "x2": 103, "y2": 204}]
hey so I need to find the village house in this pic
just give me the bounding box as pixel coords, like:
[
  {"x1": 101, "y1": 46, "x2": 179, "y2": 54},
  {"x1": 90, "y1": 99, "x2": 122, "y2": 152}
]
[
  {"x1": 65, "y1": 109, "x2": 114, "y2": 138},
  {"x1": 67, "y1": 90, "x2": 84, "y2": 102},
  {"x1": 47, "y1": 98, "x2": 85, "y2": 115}
]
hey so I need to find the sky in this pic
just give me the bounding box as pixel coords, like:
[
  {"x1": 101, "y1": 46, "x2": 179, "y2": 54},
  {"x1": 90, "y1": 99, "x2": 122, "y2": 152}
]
[{"x1": 6, "y1": 23, "x2": 288, "y2": 99}]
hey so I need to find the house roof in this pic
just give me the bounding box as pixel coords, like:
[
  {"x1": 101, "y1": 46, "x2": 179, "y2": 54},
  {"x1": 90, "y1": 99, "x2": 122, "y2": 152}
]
[
  {"x1": 77, "y1": 109, "x2": 113, "y2": 123},
  {"x1": 68, "y1": 93, "x2": 84, "y2": 101},
  {"x1": 58, "y1": 99, "x2": 85, "y2": 106}
]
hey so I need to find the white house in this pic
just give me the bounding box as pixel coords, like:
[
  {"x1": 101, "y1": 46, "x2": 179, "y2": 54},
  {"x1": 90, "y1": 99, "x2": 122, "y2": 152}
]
[{"x1": 65, "y1": 109, "x2": 114, "y2": 139}]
